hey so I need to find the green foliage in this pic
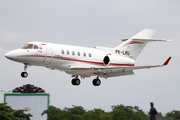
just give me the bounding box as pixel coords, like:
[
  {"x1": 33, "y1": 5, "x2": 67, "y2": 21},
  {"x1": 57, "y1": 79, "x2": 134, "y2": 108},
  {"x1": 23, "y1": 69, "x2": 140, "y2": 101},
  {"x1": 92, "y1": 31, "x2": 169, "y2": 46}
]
[
  {"x1": 42, "y1": 105, "x2": 64, "y2": 120},
  {"x1": 42, "y1": 104, "x2": 150, "y2": 120},
  {"x1": 111, "y1": 104, "x2": 148, "y2": 120},
  {"x1": 13, "y1": 109, "x2": 32, "y2": 120},
  {"x1": 0, "y1": 103, "x2": 15, "y2": 120},
  {"x1": 166, "y1": 110, "x2": 180, "y2": 119},
  {"x1": 3, "y1": 101, "x2": 180, "y2": 120},
  {"x1": 83, "y1": 108, "x2": 112, "y2": 120},
  {"x1": 42, "y1": 104, "x2": 180, "y2": 120},
  {"x1": 0, "y1": 103, "x2": 32, "y2": 120}
]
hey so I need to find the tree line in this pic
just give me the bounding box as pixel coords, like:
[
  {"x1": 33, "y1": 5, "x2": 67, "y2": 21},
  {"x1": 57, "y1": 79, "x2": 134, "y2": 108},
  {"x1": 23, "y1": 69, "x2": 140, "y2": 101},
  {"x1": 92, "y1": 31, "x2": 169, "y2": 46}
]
[
  {"x1": 1, "y1": 103, "x2": 180, "y2": 120},
  {"x1": 42, "y1": 104, "x2": 180, "y2": 120}
]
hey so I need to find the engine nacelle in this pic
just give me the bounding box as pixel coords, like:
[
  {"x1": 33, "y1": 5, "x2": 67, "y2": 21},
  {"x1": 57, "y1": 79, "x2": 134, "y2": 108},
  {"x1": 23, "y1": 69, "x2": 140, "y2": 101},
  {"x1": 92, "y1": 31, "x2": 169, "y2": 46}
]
[
  {"x1": 103, "y1": 55, "x2": 135, "y2": 66},
  {"x1": 103, "y1": 56, "x2": 110, "y2": 65}
]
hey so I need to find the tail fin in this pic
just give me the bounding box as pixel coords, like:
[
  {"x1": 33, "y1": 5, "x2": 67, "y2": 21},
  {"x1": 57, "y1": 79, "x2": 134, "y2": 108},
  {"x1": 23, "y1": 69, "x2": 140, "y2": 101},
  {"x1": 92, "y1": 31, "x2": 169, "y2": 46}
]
[{"x1": 115, "y1": 29, "x2": 168, "y2": 60}]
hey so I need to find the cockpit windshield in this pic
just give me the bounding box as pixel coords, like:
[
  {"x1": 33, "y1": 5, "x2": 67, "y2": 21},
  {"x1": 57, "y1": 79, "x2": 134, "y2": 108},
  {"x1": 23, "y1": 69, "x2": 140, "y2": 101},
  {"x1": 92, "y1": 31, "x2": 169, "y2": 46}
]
[
  {"x1": 22, "y1": 44, "x2": 33, "y2": 49},
  {"x1": 22, "y1": 44, "x2": 39, "y2": 49}
]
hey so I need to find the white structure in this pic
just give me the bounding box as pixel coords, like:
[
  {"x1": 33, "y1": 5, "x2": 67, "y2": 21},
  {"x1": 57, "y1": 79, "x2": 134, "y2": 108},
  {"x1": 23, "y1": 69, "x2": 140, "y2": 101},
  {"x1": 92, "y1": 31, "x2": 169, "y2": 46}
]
[{"x1": 4, "y1": 93, "x2": 49, "y2": 120}]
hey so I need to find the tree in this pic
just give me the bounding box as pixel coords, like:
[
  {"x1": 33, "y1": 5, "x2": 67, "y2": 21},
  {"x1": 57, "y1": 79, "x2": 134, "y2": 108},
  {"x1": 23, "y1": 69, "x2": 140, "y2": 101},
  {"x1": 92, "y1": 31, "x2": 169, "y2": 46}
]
[
  {"x1": 42, "y1": 105, "x2": 112, "y2": 120},
  {"x1": 111, "y1": 104, "x2": 149, "y2": 120},
  {"x1": 111, "y1": 104, "x2": 134, "y2": 120},
  {"x1": 0, "y1": 103, "x2": 32, "y2": 120},
  {"x1": 63, "y1": 105, "x2": 85, "y2": 120},
  {"x1": 42, "y1": 105, "x2": 86, "y2": 120},
  {"x1": 42, "y1": 105, "x2": 65, "y2": 120},
  {"x1": 166, "y1": 110, "x2": 180, "y2": 120},
  {"x1": 13, "y1": 109, "x2": 32, "y2": 120},
  {"x1": 84, "y1": 108, "x2": 112, "y2": 120},
  {"x1": 131, "y1": 106, "x2": 148, "y2": 119},
  {"x1": 0, "y1": 103, "x2": 15, "y2": 120}
]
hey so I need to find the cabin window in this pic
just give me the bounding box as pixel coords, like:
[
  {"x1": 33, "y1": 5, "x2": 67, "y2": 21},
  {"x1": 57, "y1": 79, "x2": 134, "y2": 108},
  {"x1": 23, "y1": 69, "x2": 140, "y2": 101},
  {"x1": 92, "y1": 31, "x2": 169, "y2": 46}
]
[
  {"x1": 83, "y1": 52, "x2": 86, "y2": 57},
  {"x1": 77, "y1": 52, "x2": 80, "y2": 56},
  {"x1": 67, "y1": 50, "x2": 70, "y2": 55},
  {"x1": 61, "y1": 50, "x2": 64, "y2": 54},
  {"x1": 72, "y1": 51, "x2": 75, "y2": 55},
  {"x1": 89, "y1": 53, "x2": 92, "y2": 57},
  {"x1": 22, "y1": 44, "x2": 33, "y2": 49}
]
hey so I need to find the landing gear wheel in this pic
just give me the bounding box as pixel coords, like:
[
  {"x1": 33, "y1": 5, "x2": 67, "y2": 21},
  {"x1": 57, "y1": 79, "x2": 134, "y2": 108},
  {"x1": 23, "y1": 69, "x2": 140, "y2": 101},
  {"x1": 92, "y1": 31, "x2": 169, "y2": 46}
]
[
  {"x1": 21, "y1": 72, "x2": 28, "y2": 78},
  {"x1": 92, "y1": 79, "x2": 101, "y2": 86},
  {"x1": 71, "y1": 78, "x2": 81, "y2": 86},
  {"x1": 21, "y1": 64, "x2": 28, "y2": 78}
]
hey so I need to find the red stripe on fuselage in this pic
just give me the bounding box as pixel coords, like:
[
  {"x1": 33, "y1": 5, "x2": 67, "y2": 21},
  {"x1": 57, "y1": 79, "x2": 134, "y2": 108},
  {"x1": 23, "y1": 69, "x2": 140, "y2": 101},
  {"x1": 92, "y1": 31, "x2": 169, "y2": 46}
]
[
  {"x1": 53, "y1": 56, "x2": 104, "y2": 66},
  {"x1": 18, "y1": 55, "x2": 46, "y2": 58},
  {"x1": 18, "y1": 55, "x2": 134, "y2": 66}
]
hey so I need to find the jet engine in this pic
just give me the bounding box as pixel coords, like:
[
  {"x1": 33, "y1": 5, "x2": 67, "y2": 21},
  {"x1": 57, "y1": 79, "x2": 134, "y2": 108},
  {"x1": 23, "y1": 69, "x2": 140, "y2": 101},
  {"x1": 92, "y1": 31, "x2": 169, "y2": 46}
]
[
  {"x1": 103, "y1": 55, "x2": 135, "y2": 66},
  {"x1": 103, "y1": 56, "x2": 110, "y2": 65}
]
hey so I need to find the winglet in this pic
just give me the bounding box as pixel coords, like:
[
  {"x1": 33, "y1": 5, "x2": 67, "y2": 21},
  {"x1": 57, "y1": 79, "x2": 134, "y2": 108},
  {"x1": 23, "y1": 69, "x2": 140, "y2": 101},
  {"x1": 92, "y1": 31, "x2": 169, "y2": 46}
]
[{"x1": 163, "y1": 57, "x2": 172, "y2": 65}]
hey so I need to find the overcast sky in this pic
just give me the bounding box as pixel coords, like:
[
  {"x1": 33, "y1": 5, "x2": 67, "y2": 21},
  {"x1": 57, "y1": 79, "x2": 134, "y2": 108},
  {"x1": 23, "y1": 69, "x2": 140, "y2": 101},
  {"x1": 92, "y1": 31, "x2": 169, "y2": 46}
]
[{"x1": 0, "y1": 0, "x2": 179, "y2": 115}]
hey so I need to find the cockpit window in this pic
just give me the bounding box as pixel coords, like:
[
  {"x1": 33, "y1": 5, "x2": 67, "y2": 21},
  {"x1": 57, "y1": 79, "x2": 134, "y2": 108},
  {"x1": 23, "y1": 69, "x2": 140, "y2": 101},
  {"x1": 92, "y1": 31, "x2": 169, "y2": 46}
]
[
  {"x1": 22, "y1": 44, "x2": 39, "y2": 49},
  {"x1": 34, "y1": 44, "x2": 38, "y2": 49},
  {"x1": 22, "y1": 44, "x2": 33, "y2": 49}
]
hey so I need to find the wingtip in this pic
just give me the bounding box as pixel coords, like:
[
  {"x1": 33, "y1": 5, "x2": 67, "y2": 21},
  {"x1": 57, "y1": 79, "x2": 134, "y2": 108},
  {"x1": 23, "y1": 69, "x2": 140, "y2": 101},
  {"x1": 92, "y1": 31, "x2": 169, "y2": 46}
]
[{"x1": 163, "y1": 57, "x2": 172, "y2": 65}]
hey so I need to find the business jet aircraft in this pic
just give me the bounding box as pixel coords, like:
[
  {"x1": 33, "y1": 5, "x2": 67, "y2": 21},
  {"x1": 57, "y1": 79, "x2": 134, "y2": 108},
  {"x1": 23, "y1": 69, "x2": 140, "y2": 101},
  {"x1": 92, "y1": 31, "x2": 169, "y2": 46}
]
[{"x1": 5, "y1": 29, "x2": 171, "y2": 86}]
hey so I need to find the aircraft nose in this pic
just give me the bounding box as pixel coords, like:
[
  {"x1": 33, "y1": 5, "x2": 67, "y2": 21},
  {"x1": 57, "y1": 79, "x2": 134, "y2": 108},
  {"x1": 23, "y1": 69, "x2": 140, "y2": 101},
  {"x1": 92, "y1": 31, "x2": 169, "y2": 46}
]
[{"x1": 5, "y1": 50, "x2": 19, "y2": 61}]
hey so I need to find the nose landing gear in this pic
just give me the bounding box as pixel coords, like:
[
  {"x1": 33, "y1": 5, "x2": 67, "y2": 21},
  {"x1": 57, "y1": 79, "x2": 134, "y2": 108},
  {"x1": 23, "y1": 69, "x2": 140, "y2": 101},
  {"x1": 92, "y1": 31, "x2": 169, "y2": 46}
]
[
  {"x1": 21, "y1": 64, "x2": 28, "y2": 78},
  {"x1": 21, "y1": 72, "x2": 28, "y2": 78}
]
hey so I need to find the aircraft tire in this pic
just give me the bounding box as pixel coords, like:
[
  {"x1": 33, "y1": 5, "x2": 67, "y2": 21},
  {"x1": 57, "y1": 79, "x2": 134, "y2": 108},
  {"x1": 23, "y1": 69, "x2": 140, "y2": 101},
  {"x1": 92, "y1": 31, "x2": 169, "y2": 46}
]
[
  {"x1": 71, "y1": 79, "x2": 76, "y2": 85},
  {"x1": 92, "y1": 79, "x2": 101, "y2": 86},
  {"x1": 75, "y1": 79, "x2": 80, "y2": 85},
  {"x1": 71, "y1": 78, "x2": 80, "y2": 86},
  {"x1": 21, "y1": 72, "x2": 28, "y2": 78}
]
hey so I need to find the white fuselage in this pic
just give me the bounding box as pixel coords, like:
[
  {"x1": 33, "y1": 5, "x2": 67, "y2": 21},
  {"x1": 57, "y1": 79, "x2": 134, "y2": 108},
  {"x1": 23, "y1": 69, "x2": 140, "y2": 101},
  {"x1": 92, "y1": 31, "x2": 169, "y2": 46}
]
[{"x1": 5, "y1": 41, "x2": 135, "y2": 77}]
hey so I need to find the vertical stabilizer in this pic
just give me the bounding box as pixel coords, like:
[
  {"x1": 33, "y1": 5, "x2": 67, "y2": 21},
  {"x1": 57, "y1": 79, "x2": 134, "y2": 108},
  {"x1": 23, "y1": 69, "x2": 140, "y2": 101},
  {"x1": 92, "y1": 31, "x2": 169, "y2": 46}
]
[
  {"x1": 115, "y1": 29, "x2": 156, "y2": 60},
  {"x1": 131, "y1": 29, "x2": 156, "y2": 39}
]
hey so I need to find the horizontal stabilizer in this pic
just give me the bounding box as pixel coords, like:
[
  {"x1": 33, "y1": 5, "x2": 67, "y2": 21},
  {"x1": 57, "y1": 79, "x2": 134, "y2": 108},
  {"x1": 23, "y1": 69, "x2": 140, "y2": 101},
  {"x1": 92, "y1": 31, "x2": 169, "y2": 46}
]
[
  {"x1": 116, "y1": 29, "x2": 172, "y2": 60},
  {"x1": 121, "y1": 39, "x2": 128, "y2": 41},
  {"x1": 122, "y1": 38, "x2": 172, "y2": 42},
  {"x1": 132, "y1": 38, "x2": 172, "y2": 42}
]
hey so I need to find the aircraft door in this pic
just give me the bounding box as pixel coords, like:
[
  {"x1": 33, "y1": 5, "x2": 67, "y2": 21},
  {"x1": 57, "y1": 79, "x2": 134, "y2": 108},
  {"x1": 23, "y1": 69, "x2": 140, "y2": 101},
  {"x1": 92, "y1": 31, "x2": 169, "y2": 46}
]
[{"x1": 43, "y1": 48, "x2": 53, "y2": 65}]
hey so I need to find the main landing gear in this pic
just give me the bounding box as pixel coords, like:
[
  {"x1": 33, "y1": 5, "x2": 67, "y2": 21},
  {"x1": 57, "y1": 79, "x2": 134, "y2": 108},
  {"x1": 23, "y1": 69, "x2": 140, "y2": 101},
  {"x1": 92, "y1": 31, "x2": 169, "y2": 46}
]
[
  {"x1": 21, "y1": 64, "x2": 28, "y2": 78},
  {"x1": 71, "y1": 78, "x2": 81, "y2": 86},
  {"x1": 71, "y1": 77, "x2": 101, "y2": 86},
  {"x1": 92, "y1": 77, "x2": 101, "y2": 86}
]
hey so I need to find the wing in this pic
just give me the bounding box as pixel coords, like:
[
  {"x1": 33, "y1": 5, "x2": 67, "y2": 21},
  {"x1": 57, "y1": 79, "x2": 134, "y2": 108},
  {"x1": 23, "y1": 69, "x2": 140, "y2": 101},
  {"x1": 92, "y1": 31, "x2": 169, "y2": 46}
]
[{"x1": 69, "y1": 57, "x2": 171, "y2": 78}]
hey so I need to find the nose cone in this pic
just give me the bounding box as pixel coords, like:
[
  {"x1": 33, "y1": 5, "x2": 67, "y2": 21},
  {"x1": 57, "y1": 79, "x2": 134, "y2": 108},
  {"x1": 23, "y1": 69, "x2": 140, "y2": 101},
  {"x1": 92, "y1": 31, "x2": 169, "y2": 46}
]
[{"x1": 5, "y1": 50, "x2": 19, "y2": 61}]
